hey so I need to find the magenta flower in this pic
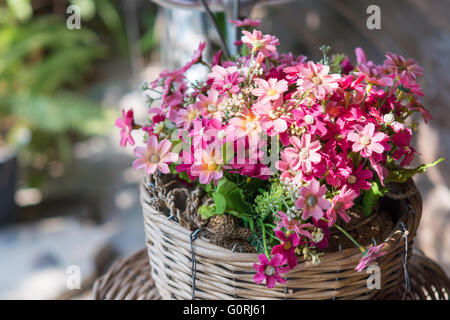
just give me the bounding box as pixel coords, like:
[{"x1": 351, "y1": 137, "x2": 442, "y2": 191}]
[
  {"x1": 392, "y1": 129, "x2": 416, "y2": 166},
  {"x1": 253, "y1": 254, "x2": 288, "y2": 288},
  {"x1": 133, "y1": 136, "x2": 179, "y2": 174},
  {"x1": 356, "y1": 243, "x2": 387, "y2": 272},
  {"x1": 344, "y1": 164, "x2": 373, "y2": 195},
  {"x1": 296, "y1": 61, "x2": 340, "y2": 99},
  {"x1": 272, "y1": 231, "x2": 300, "y2": 269},
  {"x1": 295, "y1": 179, "x2": 330, "y2": 221},
  {"x1": 326, "y1": 185, "x2": 357, "y2": 227},
  {"x1": 282, "y1": 134, "x2": 322, "y2": 174},
  {"x1": 292, "y1": 105, "x2": 327, "y2": 136},
  {"x1": 115, "y1": 108, "x2": 135, "y2": 147},
  {"x1": 347, "y1": 123, "x2": 387, "y2": 158},
  {"x1": 356, "y1": 61, "x2": 393, "y2": 86},
  {"x1": 252, "y1": 78, "x2": 288, "y2": 105},
  {"x1": 214, "y1": 71, "x2": 244, "y2": 94}
]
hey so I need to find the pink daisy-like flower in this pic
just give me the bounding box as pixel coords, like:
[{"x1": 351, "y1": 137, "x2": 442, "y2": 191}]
[
  {"x1": 133, "y1": 136, "x2": 178, "y2": 174},
  {"x1": 252, "y1": 78, "x2": 288, "y2": 105},
  {"x1": 296, "y1": 61, "x2": 340, "y2": 99},
  {"x1": 241, "y1": 30, "x2": 279, "y2": 57},
  {"x1": 282, "y1": 134, "x2": 322, "y2": 174},
  {"x1": 384, "y1": 52, "x2": 423, "y2": 80},
  {"x1": 275, "y1": 211, "x2": 313, "y2": 240},
  {"x1": 253, "y1": 99, "x2": 288, "y2": 136},
  {"x1": 227, "y1": 111, "x2": 262, "y2": 142},
  {"x1": 253, "y1": 254, "x2": 288, "y2": 288},
  {"x1": 175, "y1": 104, "x2": 201, "y2": 130},
  {"x1": 195, "y1": 90, "x2": 223, "y2": 121},
  {"x1": 356, "y1": 61, "x2": 393, "y2": 87},
  {"x1": 292, "y1": 105, "x2": 328, "y2": 136},
  {"x1": 115, "y1": 108, "x2": 135, "y2": 147},
  {"x1": 272, "y1": 231, "x2": 300, "y2": 269},
  {"x1": 190, "y1": 147, "x2": 224, "y2": 185},
  {"x1": 295, "y1": 179, "x2": 331, "y2": 221},
  {"x1": 347, "y1": 123, "x2": 388, "y2": 158},
  {"x1": 214, "y1": 71, "x2": 244, "y2": 94},
  {"x1": 344, "y1": 164, "x2": 373, "y2": 196},
  {"x1": 326, "y1": 185, "x2": 357, "y2": 227},
  {"x1": 355, "y1": 243, "x2": 387, "y2": 272}
]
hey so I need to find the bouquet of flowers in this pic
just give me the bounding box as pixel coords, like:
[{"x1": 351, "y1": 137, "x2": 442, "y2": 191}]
[{"x1": 117, "y1": 20, "x2": 442, "y2": 289}]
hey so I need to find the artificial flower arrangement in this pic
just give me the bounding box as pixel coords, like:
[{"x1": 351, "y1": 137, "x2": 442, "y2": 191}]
[{"x1": 117, "y1": 19, "x2": 442, "y2": 289}]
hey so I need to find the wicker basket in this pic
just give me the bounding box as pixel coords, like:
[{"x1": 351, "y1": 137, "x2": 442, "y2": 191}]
[{"x1": 141, "y1": 174, "x2": 422, "y2": 300}]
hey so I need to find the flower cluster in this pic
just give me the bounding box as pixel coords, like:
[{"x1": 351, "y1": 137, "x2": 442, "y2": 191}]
[{"x1": 117, "y1": 20, "x2": 441, "y2": 289}]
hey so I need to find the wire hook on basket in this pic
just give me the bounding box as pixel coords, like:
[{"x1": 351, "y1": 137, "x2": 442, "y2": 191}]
[
  {"x1": 399, "y1": 221, "x2": 412, "y2": 300},
  {"x1": 190, "y1": 228, "x2": 205, "y2": 300}
]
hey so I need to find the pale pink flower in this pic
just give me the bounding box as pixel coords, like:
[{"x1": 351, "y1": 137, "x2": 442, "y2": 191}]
[
  {"x1": 241, "y1": 30, "x2": 279, "y2": 57},
  {"x1": 175, "y1": 104, "x2": 201, "y2": 130},
  {"x1": 115, "y1": 108, "x2": 135, "y2": 147},
  {"x1": 252, "y1": 78, "x2": 288, "y2": 105},
  {"x1": 133, "y1": 136, "x2": 178, "y2": 174},
  {"x1": 275, "y1": 211, "x2": 313, "y2": 239},
  {"x1": 195, "y1": 90, "x2": 223, "y2": 121},
  {"x1": 227, "y1": 111, "x2": 263, "y2": 142},
  {"x1": 347, "y1": 123, "x2": 387, "y2": 158},
  {"x1": 296, "y1": 61, "x2": 340, "y2": 99},
  {"x1": 295, "y1": 179, "x2": 330, "y2": 221},
  {"x1": 282, "y1": 134, "x2": 322, "y2": 174},
  {"x1": 326, "y1": 185, "x2": 357, "y2": 227},
  {"x1": 190, "y1": 147, "x2": 224, "y2": 185},
  {"x1": 356, "y1": 244, "x2": 387, "y2": 272}
]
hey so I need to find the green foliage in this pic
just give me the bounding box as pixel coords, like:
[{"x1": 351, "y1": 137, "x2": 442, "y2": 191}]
[
  {"x1": 254, "y1": 180, "x2": 288, "y2": 221},
  {"x1": 362, "y1": 181, "x2": 388, "y2": 217},
  {"x1": 212, "y1": 177, "x2": 253, "y2": 214},
  {"x1": 198, "y1": 204, "x2": 220, "y2": 220},
  {"x1": 387, "y1": 158, "x2": 444, "y2": 183}
]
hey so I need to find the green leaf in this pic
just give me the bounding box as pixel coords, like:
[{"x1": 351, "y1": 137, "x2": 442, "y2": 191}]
[
  {"x1": 362, "y1": 181, "x2": 388, "y2": 217},
  {"x1": 198, "y1": 204, "x2": 221, "y2": 220},
  {"x1": 212, "y1": 193, "x2": 227, "y2": 214},
  {"x1": 387, "y1": 158, "x2": 444, "y2": 183}
]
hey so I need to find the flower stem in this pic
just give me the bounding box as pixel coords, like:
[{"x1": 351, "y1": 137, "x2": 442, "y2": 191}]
[
  {"x1": 260, "y1": 219, "x2": 270, "y2": 258},
  {"x1": 321, "y1": 217, "x2": 364, "y2": 252}
]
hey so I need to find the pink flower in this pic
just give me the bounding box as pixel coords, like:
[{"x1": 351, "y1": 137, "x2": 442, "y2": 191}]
[
  {"x1": 384, "y1": 52, "x2": 423, "y2": 80},
  {"x1": 356, "y1": 243, "x2": 387, "y2": 272},
  {"x1": 271, "y1": 231, "x2": 300, "y2": 269},
  {"x1": 275, "y1": 211, "x2": 313, "y2": 240},
  {"x1": 230, "y1": 18, "x2": 261, "y2": 27},
  {"x1": 241, "y1": 30, "x2": 279, "y2": 57},
  {"x1": 344, "y1": 164, "x2": 373, "y2": 195},
  {"x1": 347, "y1": 123, "x2": 387, "y2": 158},
  {"x1": 253, "y1": 99, "x2": 288, "y2": 136},
  {"x1": 115, "y1": 108, "x2": 135, "y2": 147},
  {"x1": 133, "y1": 136, "x2": 179, "y2": 174},
  {"x1": 392, "y1": 129, "x2": 416, "y2": 166},
  {"x1": 227, "y1": 111, "x2": 262, "y2": 142},
  {"x1": 292, "y1": 105, "x2": 327, "y2": 136},
  {"x1": 175, "y1": 104, "x2": 201, "y2": 130},
  {"x1": 252, "y1": 78, "x2": 288, "y2": 104},
  {"x1": 296, "y1": 61, "x2": 340, "y2": 99},
  {"x1": 295, "y1": 179, "x2": 330, "y2": 221},
  {"x1": 195, "y1": 90, "x2": 223, "y2": 121},
  {"x1": 253, "y1": 254, "x2": 288, "y2": 288},
  {"x1": 356, "y1": 61, "x2": 393, "y2": 86},
  {"x1": 190, "y1": 147, "x2": 224, "y2": 184},
  {"x1": 214, "y1": 71, "x2": 244, "y2": 94},
  {"x1": 326, "y1": 185, "x2": 357, "y2": 226},
  {"x1": 282, "y1": 134, "x2": 322, "y2": 174}
]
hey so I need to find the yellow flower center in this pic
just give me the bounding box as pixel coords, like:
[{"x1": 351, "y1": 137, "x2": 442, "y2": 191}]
[
  {"x1": 267, "y1": 89, "x2": 278, "y2": 96},
  {"x1": 312, "y1": 76, "x2": 322, "y2": 85},
  {"x1": 284, "y1": 241, "x2": 292, "y2": 250},
  {"x1": 207, "y1": 162, "x2": 218, "y2": 172},
  {"x1": 150, "y1": 154, "x2": 160, "y2": 164},
  {"x1": 359, "y1": 135, "x2": 371, "y2": 146}
]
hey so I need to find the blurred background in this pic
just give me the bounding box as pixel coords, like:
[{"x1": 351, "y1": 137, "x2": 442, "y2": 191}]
[{"x1": 0, "y1": 0, "x2": 448, "y2": 299}]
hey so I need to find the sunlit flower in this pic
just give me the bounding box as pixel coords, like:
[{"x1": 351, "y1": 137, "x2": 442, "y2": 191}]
[
  {"x1": 242, "y1": 30, "x2": 279, "y2": 57},
  {"x1": 347, "y1": 123, "x2": 387, "y2": 158},
  {"x1": 282, "y1": 134, "x2": 322, "y2": 174},
  {"x1": 356, "y1": 243, "x2": 386, "y2": 272},
  {"x1": 296, "y1": 61, "x2": 340, "y2": 99},
  {"x1": 252, "y1": 78, "x2": 288, "y2": 104},
  {"x1": 295, "y1": 179, "x2": 330, "y2": 221},
  {"x1": 115, "y1": 108, "x2": 135, "y2": 147},
  {"x1": 190, "y1": 147, "x2": 224, "y2": 184},
  {"x1": 133, "y1": 136, "x2": 178, "y2": 174},
  {"x1": 326, "y1": 185, "x2": 357, "y2": 226}
]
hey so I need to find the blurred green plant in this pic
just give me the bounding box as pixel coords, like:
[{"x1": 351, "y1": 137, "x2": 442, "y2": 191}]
[{"x1": 0, "y1": 2, "x2": 116, "y2": 189}]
